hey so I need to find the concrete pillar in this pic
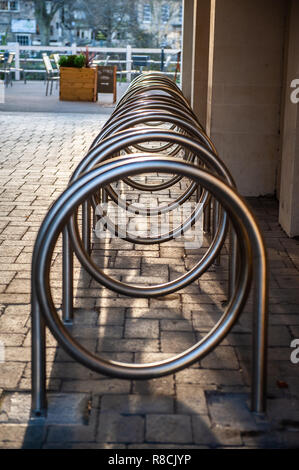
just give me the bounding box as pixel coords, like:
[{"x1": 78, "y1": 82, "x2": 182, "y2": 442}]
[
  {"x1": 191, "y1": 0, "x2": 215, "y2": 131},
  {"x1": 279, "y1": 0, "x2": 299, "y2": 237},
  {"x1": 210, "y1": 0, "x2": 286, "y2": 196},
  {"x1": 190, "y1": 0, "x2": 286, "y2": 196},
  {"x1": 181, "y1": 0, "x2": 194, "y2": 102}
]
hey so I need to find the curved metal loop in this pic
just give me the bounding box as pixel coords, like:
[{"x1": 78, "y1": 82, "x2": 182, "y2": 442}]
[
  {"x1": 33, "y1": 157, "x2": 260, "y2": 382},
  {"x1": 31, "y1": 73, "x2": 268, "y2": 419}
]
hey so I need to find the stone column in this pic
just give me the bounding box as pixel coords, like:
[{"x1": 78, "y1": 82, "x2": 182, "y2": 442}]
[
  {"x1": 191, "y1": 0, "x2": 215, "y2": 131},
  {"x1": 190, "y1": 0, "x2": 286, "y2": 196},
  {"x1": 279, "y1": 0, "x2": 299, "y2": 237},
  {"x1": 181, "y1": 0, "x2": 194, "y2": 103},
  {"x1": 211, "y1": 0, "x2": 286, "y2": 196}
]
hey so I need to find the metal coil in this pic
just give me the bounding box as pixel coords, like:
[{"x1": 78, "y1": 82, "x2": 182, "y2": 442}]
[{"x1": 31, "y1": 73, "x2": 268, "y2": 418}]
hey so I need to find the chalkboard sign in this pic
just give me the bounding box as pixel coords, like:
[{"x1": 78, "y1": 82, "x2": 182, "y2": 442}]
[
  {"x1": 97, "y1": 65, "x2": 117, "y2": 103},
  {"x1": 132, "y1": 55, "x2": 149, "y2": 68}
]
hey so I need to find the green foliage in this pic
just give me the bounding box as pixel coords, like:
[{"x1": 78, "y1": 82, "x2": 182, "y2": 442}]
[
  {"x1": 58, "y1": 54, "x2": 85, "y2": 68},
  {"x1": 74, "y1": 54, "x2": 86, "y2": 68},
  {"x1": 96, "y1": 31, "x2": 106, "y2": 41},
  {"x1": 1, "y1": 34, "x2": 7, "y2": 46}
]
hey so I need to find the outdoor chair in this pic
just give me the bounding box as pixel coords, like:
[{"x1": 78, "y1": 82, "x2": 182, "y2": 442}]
[
  {"x1": 53, "y1": 53, "x2": 60, "y2": 72},
  {"x1": 113, "y1": 54, "x2": 131, "y2": 83},
  {"x1": 2, "y1": 52, "x2": 27, "y2": 87},
  {"x1": 91, "y1": 54, "x2": 110, "y2": 67},
  {"x1": 0, "y1": 62, "x2": 12, "y2": 87},
  {"x1": 104, "y1": 55, "x2": 110, "y2": 65},
  {"x1": 165, "y1": 55, "x2": 172, "y2": 69},
  {"x1": 132, "y1": 55, "x2": 149, "y2": 75},
  {"x1": 42, "y1": 53, "x2": 59, "y2": 96}
]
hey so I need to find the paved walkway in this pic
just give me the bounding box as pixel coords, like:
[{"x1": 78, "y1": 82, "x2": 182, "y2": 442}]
[
  {"x1": 0, "y1": 81, "x2": 128, "y2": 114},
  {"x1": 0, "y1": 111, "x2": 298, "y2": 449}
]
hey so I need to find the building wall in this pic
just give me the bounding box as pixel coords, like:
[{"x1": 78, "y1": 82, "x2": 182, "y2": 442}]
[
  {"x1": 138, "y1": 0, "x2": 182, "y2": 49},
  {"x1": 208, "y1": 0, "x2": 287, "y2": 196},
  {"x1": 1, "y1": 0, "x2": 182, "y2": 47},
  {"x1": 279, "y1": 0, "x2": 299, "y2": 237},
  {"x1": 0, "y1": 0, "x2": 63, "y2": 45},
  {"x1": 0, "y1": 0, "x2": 34, "y2": 43}
]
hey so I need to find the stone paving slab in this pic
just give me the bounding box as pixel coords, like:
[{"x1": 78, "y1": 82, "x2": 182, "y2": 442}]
[
  {"x1": 0, "y1": 112, "x2": 299, "y2": 449},
  {"x1": 0, "y1": 81, "x2": 128, "y2": 114},
  {"x1": 0, "y1": 392, "x2": 91, "y2": 425}
]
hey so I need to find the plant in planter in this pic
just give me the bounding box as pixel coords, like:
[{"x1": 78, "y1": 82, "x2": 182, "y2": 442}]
[
  {"x1": 59, "y1": 54, "x2": 86, "y2": 68},
  {"x1": 59, "y1": 51, "x2": 98, "y2": 102}
]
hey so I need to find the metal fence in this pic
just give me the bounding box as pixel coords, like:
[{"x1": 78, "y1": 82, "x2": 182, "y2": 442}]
[{"x1": 0, "y1": 43, "x2": 181, "y2": 83}]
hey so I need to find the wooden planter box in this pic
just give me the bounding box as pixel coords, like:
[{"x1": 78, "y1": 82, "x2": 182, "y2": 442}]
[{"x1": 60, "y1": 66, "x2": 98, "y2": 102}]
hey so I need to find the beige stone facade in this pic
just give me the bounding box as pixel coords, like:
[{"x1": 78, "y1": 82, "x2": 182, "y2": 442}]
[{"x1": 182, "y1": 0, "x2": 299, "y2": 236}]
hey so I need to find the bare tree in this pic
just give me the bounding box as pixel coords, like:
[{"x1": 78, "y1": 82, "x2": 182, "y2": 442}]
[
  {"x1": 145, "y1": 0, "x2": 182, "y2": 48},
  {"x1": 33, "y1": 0, "x2": 181, "y2": 48},
  {"x1": 83, "y1": 0, "x2": 148, "y2": 47},
  {"x1": 33, "y1": 0, "x2": 65, "y2": 45}
]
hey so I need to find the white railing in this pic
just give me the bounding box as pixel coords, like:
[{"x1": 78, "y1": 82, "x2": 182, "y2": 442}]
[{"x1": 1, "y1": 43, "x2": 181, "y2": 82}]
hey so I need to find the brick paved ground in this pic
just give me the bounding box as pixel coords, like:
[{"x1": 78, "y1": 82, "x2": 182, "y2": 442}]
[
  {"x1": 0, "y1": 81, "x2": 128, "y2": 114},
  {"x1": 0, "y1": 111, "x2": 298, "y2": 449}
]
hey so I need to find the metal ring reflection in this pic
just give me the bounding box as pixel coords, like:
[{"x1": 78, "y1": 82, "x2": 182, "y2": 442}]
[{"x1": 31, "y1": 73, "x2": 268, "y2": 419}]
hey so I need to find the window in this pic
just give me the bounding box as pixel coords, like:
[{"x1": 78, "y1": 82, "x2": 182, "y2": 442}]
[
  {"x1": 117, "y1": 31, "x2": 127, "y2": 40},
  {"x1": 0, "y1": 1, "x2": 8, "y2": 10},
  {"x1": 10, "y1": 0, "x2": 18, "y2": 9},
  {"x1": 0, "y1": 0, "x2": 19, "y2": 11},
  {"x1": 74, "y1": 10, "x2": 86, "y2": 20},
  {"x1": 161, "y1": 4, "x2": 170, "y2": 23},
  {"x1": 178, "y1": 5, "x2": 182, "y2": 24},
  {"x1": 16, "y1": 34, "x2": 29, "y2": 45},
  {"x1": 45, "y1": 1, "x2": 51, "y2": 15},
  {"x1": 143, "y1": 4, "x2": 151, "y2": 24}
]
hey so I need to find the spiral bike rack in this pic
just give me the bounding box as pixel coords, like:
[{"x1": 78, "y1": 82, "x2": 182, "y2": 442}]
[{"x1": 31, "y1": 74, "x2": 268, "y2": 418}]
